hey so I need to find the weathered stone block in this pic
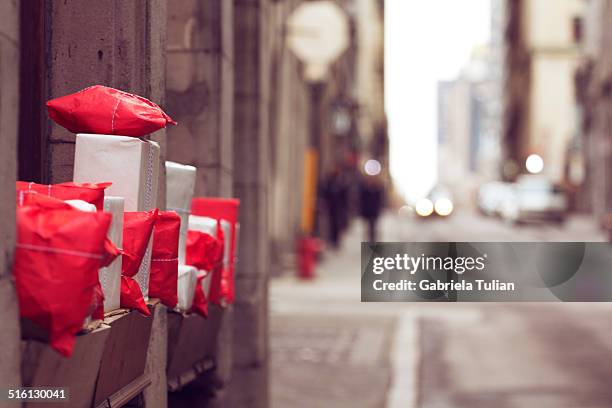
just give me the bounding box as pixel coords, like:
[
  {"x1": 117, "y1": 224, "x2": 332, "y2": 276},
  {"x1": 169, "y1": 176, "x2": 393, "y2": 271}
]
[
  {"x1": 227, "y1": 362, "x2": 269, "y2": 408},
  {"x1": 232, "y1": 280, "x2": 268, "y2": 365}
]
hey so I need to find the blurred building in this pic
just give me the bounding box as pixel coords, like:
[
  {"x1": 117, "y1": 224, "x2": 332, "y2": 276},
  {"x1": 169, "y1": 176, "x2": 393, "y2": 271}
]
[
  {"x1": 437, "y1": 1, "x2": 503, "y2": 207},
  {"x1": 354, "y1": 0, "x2": 387, "y2": 170},
  {"x1": 295, "y1": 0, "x2": 388, "y2": 242},
  {"x1": 1, "y1": 0, "x2": 388, "y2": 406},
  {"x1": 438, "y1": 77, "x2": 477, "y2": 205},
  {"x1": 502, "y1": 0, "x2": 584, "y2": 182},
  {"x1": 575, "y1": 0, "x2": 612, "y2": 224}
]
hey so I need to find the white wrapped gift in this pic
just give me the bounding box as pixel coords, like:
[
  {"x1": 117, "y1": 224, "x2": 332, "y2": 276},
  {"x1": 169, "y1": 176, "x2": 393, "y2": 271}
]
[
  {"x1": 73, "y1": 134, "x2": 160, "y2": 212},
  {"x1": 65, "y1": 200, "x2": 99, "y2": 325},
  {"x1": 176, "y1": 265, "x2": 198, "y2": 311},
  {"x1": 165, "y1": 161, "x2": 196, "y2": 264},
  {"x1": 100, "y1": 196, "x2": 124, "y2": 312},
  {"x1": 74, "y1": 133, "x2": 160, "y2": 299}
]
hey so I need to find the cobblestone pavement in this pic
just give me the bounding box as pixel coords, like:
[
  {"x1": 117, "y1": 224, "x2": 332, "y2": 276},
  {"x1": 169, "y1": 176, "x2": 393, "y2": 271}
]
[{"x1": 270, "y1": 211, "x2": 611, "y2": 408}]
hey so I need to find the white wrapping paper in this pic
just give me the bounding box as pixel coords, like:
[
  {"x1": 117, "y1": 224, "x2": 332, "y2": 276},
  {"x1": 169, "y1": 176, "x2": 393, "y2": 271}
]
[
  {"x1": 176, "y1": 265, "x2": 198, "y2": 311},
  {"x1": 201, "y1": 270, "x2": 212, "y2": 297},
  {"x1": 220, "y1": 220, "x2": 231, "y2": 270},
  {"x1": 67, "y1": 200, "x2": 98, "y2": 326},
  {"x1": 74, "y1": 133, "x2": 160, "y2": 299},
  {"x1": 233, "y1": 223, "x2": 240, "y2": 269},
  {"x1": 100, "y1": 196, "x2": 124, "y2": 312},
  {"x1": 165, "y1": 161, "x2": 196, "y2": 264},
  {"x1": 188, "y1": 215, "x2": 217, "y2": 236},
  {"x1": 137, "y1": 237, "x2": 154, "y2": 300},
  {"x1": 65, "y1": 199, "x2": 97, "y2": 212},
  {"x1": 73, "y1": 134, "x2": 160, "y2": 212}
]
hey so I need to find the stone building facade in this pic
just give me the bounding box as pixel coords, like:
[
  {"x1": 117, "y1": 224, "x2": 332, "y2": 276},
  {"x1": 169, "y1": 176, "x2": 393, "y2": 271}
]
[
  {"x1": 504, "y1": 0, "x2": 611, "y2": 231},
  {"x1": 502, "y1": 0, "x2": 584, "y2": 182},
  {"x1": 0, "y1": 0, "x2": 383, "y2": 406},
  {"x1": 576, "y1": 0, "x2": 612, "y2": 226}
]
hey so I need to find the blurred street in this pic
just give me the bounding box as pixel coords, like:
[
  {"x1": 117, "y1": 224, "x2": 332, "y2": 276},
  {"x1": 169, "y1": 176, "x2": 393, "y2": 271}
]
[
  {"x1": 271, "y1": 213, "x2": 611, "y2": 408},
  {"x1": 392, "y1": 210, "x2": 607, "y2": 242}
]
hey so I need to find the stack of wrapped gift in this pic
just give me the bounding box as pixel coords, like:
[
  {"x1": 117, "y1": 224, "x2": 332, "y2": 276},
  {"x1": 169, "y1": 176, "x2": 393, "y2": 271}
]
[
  {"x1": 165, "y1": 161, "x2": 198, "y2": 312},
  {"x1": 13, "y1": 85, "x2": 178, "y2": 356},
  {"x1": 190, "y1": 198, "x2": 240, "y2": 305},
  {"x1": 16, "y1": 181, "x2": 128, "y2": 319},
  {"x1": 14, "y1": 186, "x2": 118, "y2": 356},
  {"x1": 74, "y1": 133, "x2": 161, "y2": 305}
]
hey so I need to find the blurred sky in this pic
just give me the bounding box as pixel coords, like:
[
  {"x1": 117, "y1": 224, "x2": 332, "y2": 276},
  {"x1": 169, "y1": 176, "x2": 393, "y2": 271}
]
[{"x1": 385, "y1": 0, "x2": 491, "y2": 203}]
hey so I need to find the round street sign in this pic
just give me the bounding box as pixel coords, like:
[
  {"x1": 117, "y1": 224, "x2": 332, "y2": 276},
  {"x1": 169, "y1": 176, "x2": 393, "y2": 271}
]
[{"x1": 286, "y1": 0, "x2": 350, "y2": 81}]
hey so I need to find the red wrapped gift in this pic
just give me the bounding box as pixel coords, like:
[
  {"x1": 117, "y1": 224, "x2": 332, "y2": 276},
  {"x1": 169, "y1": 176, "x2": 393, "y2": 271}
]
[
  {"x1": 121, "y1": 209, "x2": 158, "y2": 315},
  {"x1": 191, "y1": 198, "x2": 240, "y2": 303},
  {"x1": 185, "y1": 230, "x2": 224, "y2": 272},
  {"x1": 46, "y1": 85, "x2": 176, "y2": 137},
  {"x1": 190, "y1": 273, "x2": 209, "y2": 318},
  {"x1": 16, "y1": 192, "x2": 119, "y2": 322},
  {"x1": 16, "y1": 181, "x2": 111, "y2": 210},
  {"x1": 149, "y1": 211, "x2": 180, "y2": 308},
  {"x1": 14, "y1": 203, "x2": 112, "y2": 357}
]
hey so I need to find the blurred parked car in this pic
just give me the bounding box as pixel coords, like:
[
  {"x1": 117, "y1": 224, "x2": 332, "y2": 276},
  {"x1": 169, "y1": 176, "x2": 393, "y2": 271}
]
[
  {"x1": 478, "y1": 181, "x2": 514, "y2": 216},
  {"x1": 500, "y1": 175, "x2": 567, "y2": 224},
  {"x1": 415, "y1": 187, "x2": 454, "y2": 219}
]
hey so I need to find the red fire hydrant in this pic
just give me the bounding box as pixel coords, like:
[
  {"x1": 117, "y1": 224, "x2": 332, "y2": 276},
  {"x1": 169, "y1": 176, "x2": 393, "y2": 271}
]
[{"x1": 297, "y1": 237, "x2": 321, "y2": 279}]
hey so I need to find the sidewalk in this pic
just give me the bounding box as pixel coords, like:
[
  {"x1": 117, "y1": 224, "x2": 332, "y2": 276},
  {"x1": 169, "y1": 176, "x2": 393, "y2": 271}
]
[{"x1": 270, "y1": 220, "x2": 402, "y2": 408}]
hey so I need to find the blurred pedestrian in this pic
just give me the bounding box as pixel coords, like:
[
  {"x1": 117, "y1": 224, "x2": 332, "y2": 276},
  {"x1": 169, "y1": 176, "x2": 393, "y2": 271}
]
[
  {"x1": 359, "y1": 174, "x2": 384, "y2": 242},
  {"x1": 321, "y1": 166, "x2": 349, "y2": 248}
]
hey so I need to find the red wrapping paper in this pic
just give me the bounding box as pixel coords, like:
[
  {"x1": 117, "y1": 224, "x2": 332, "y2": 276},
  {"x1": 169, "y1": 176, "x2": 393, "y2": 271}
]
[
  {"x1": 185, "y1": 230, "x2": 224, "y2": 271},
  {"x1": 16, "y1": 192, "x2": 119, "y2": 322},
  {"x1": 149, "y1": 211, "x2": 180, "y2": 308},
  {"x1": 16, "y1": 181, "x2": 111, "y2": 210},
  {"x1": 209, "y1": 223, "x2": 225, "y2": 305},
  {"x1": 120, "y1": 209, "x2": 158, "y2": 315},
  {"x1": 46, "y1": 85, "x2": 176, "y2": 137},
  {"x1": 190, "y1": 274, "x2": 209, "y2": 318},
  {"x1": 185, "y1": 227, "x2": 224, "y2": 305},
  {"x1": 14, "y1": 204, "x2": 112, "y2": 357}
]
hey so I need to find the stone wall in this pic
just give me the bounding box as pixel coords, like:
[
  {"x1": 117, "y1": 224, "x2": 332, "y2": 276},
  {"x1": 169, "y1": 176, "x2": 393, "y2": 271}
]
[
  {"x1": 5, "y1": 1, "x2": 321, "y2": 404},
  {"x1": 0, "y1": 0, "x2": 22, "y2": 390},
  {"x1": 165, "y1": 1, "x2": 235, "y2": 406},
  {"x1": 229, "y1": 0, "x2": 272, "y2": 406},
  {"x1": 166, "y1": 0, "x2": 234, "y2": 198},
  {"x1": 23, "y1": 1, "x2": 170, "y2": 404},
  {"x1": 44, "y1": 0, "x2": 168, "y2": 191}
]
